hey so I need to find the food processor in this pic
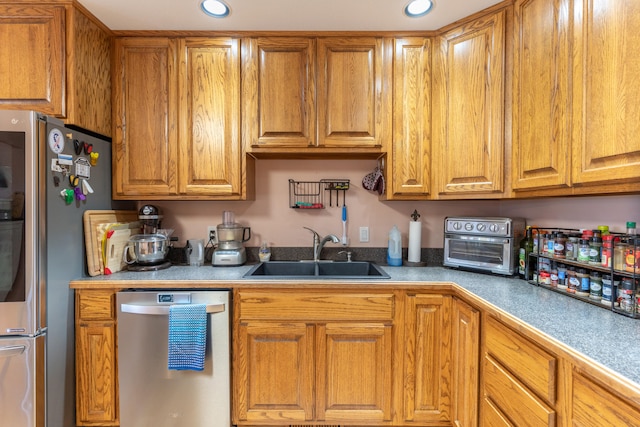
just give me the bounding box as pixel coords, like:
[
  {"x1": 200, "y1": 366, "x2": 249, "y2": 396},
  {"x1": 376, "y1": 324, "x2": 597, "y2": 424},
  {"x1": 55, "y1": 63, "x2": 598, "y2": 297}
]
[{"x1": 212, "y1": 211, "x2": 251, "y2": 266}]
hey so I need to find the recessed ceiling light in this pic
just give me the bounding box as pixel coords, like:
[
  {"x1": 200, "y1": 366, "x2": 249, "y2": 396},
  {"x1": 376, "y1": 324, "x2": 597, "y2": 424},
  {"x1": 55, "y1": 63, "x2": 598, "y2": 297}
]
[
  {"x1": 404, "y1": 0, "x2": 434, "y2": 18},
  {"x1": 201, "y1": 0, "x2": 230, "y2": 18}
]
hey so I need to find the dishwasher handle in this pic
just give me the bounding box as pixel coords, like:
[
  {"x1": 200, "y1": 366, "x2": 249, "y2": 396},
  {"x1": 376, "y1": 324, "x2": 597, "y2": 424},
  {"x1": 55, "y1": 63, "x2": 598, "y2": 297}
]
[{"x1": 120, "y1": 303, "x2": 225, "y2": 316}]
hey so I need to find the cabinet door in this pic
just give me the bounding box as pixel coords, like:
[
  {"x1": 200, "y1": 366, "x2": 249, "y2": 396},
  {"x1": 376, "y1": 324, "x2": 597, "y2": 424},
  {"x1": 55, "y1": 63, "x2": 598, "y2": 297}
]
[
  {"x1": 316, "y1": 322, "x2": 393, "y2": 423},
  {"x1": 178, "y1": 38, "x2": 242, "y2": 197},
  {"x1": 512, "y1": 0, "x2": 572, "y2": 191},
  {"x1": 112, "y1": 38, "x2": 178, "y2": 198},
  {"x1": 75, "y1": 291, "x2": 118, "y2": 426},
  {"x1": 452, "y1": 297, "x2": 480, "y2": 427},
  {"x1": 572, "y1": 0, "x2": 640, "y2": 185},
  {"x1": 243, "y1": 37, "x2": 316, "y2": 148},
  {"x1": 235, "y1": 322, "x2": 314, "y2": 423},
  {"x1": 0, "y1": 5, "x2": 64, "y2": 116},
  {"x1": 317, "y1": 37, "x2": 391, "y2": 148},
  {"x1": 433, "y1": 10, "x2": 506, "y2": 197},
  {"x1": 389, "y1": 37, "x2": 432, "y2": 199},
  {"x1": 403, "y1": 294, "x2": 452, "y2": 423}
]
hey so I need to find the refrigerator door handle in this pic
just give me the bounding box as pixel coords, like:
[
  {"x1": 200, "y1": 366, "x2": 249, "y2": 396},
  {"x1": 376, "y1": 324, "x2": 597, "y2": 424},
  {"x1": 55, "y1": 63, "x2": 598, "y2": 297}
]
[
  {"x1": 120, "y1": 303, "x2": 225, "y2": 316},
  {"x1": 0, "y1": 345, "x2": 26, "y2": 358}
]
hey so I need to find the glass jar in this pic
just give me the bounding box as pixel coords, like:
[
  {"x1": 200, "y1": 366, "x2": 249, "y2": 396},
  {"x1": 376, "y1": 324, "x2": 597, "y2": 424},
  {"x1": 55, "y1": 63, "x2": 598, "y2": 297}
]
[
  {"x1": 565, "y1": 235, "x2": 579, "y2": 260},
  {"x1": 589, "y1": 271, "x2": 602, "y2": 300},
  {"x1": 577, "y1": 239, "x2": 591, "y2": 263},
  {"x1": 550, "y1": 262, "x2": 558, "y2": 287},
  {"x1": 625, "y1": 238, "x2": 640, "y2": 273},
  {"x1": 619, "y1": 278, "x2": 637, "y2": 313},
  {"x1": 601, "y1": 274, "x2": 614, "y2": 306},
  {"x1": 576, "y1": 268, "x2": 590, "y2": 296},
  {"x1": 554, "y1": 233, "x2": 566, "y2": 258},
  {"x1": 567, "y1": 267, "x2": 579, "y2": 293},
  {"x1": 589, "y1": 237, "x2": 602, "y2": 265},
  {"x1": 614, "y1": 239, "x2": 629, "y2": 272},
  {"x1": 557, "y1": 263, "x2": 567, "y2": 288},
  {"x1": 601, "y1": 235, "x2": 615, "y2": 268}
]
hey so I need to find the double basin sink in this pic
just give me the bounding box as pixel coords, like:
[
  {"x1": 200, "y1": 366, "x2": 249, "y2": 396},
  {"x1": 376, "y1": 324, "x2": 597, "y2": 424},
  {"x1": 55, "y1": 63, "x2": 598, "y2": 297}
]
[{"x1": 243, "y1": 261, "x2": 390, "y2": 280}]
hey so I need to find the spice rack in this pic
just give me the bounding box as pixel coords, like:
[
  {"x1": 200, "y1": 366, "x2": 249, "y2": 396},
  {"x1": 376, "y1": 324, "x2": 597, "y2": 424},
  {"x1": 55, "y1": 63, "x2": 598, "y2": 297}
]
[
  {"x1": 288, "y1": 179, "x2": 350, "y2": 209},
  {"x1": 527, "y1": 227, "x2": 640, "y2": 319}
]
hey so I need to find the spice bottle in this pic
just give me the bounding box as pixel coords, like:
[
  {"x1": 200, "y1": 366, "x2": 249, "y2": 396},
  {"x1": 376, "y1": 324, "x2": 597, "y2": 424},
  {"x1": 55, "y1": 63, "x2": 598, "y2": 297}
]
[
  {"x1": 567, "y1": 267, "x2": 579, "y2": 293},
  {"x1": 614, "y1": 239, "x2": 629, "y2": 272},
  {"x1": 589, "y1": 271, "x2": 602, "y2": 300},
  {"x1": 601, "y1": 235, "x2": 615, "y2": 268},
  {"x1": 554, "y1": 233, "x2": 566, "y2": 258},
  {"x1": 627, "y1": 221, "x2": 637, "y2": 236},
  {"x1": 577, "y1": 239, "x2": 591, "y2": 263},
  {"x1": 576, "y1": 268, "x2": 590, "y2": 297},
  {"x1": 619, "y1": 278, "x2": 636, "y2": 313},
  {"x1": 625, "y1": 238, "x2": 640, "y2": 273},
  {"x1": 550, "y1": 262, "x2": 558, "y2": 287},
  {"x1": 557, "y1": 263, "x2": 567, "y2": 288},
  {"x1": 601, "y1": 274, "x2": 614, "y2": 306},
  {"x1": 565, "y1": 235, "x2": 579, "y2": 260},
  {"x1": 589, "y1": 237, "x2": 602, "y2": 266}
]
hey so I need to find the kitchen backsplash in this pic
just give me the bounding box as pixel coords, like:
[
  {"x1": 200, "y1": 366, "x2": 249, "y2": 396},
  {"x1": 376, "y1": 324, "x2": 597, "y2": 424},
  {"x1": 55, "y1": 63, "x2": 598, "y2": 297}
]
[{"x1": 148, "y1": 159, "x2": 640, "y2": 250}]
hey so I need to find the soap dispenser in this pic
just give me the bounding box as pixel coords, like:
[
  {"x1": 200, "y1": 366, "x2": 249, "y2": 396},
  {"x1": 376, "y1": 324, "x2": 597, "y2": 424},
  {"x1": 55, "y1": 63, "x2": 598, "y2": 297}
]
[{"x1": 387, "y1": 225, "x2": 402, "y2": 266}]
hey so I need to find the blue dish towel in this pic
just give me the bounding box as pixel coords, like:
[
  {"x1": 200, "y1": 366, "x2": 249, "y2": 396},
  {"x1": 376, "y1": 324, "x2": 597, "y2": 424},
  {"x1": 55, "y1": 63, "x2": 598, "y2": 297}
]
[{"x1": 168, "y1": 304, "x2": 207, "y2": 371}]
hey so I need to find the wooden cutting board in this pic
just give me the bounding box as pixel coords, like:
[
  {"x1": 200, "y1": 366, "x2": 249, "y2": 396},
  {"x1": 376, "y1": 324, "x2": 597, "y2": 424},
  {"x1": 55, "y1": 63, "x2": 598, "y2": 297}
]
[
  {"x1": 102, "y1": 224, "x2": 139, "y2": 275},
  {"x1": 83, "y1": 210, "x2": 139, "y2": 276}
]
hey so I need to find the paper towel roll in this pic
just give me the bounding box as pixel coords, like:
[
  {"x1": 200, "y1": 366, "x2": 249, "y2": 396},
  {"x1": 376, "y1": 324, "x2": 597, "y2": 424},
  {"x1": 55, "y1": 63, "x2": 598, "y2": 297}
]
[{"x1": 408, "y1": 221, "x2": 422, "y2": 263}]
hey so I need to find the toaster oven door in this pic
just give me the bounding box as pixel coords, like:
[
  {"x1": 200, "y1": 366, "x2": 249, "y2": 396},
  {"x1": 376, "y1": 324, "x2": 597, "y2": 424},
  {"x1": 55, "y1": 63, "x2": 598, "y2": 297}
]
[{"x1": 443, "y1": 234, "x2": 515, "y2": 275}]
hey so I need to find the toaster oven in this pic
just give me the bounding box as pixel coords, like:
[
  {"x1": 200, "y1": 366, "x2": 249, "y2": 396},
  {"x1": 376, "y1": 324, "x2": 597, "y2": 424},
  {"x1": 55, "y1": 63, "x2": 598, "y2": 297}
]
[{"x1": 443, "y1": 217, "x2": 525, "y2": 275}]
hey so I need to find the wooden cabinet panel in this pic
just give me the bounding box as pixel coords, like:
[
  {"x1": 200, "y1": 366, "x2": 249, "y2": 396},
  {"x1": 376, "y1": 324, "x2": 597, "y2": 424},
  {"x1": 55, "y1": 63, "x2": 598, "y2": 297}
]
[
  {"x1": 178, "y1": 38, "x2": 241, "y2": 197},
  {"x1": 0, "y1": 5, "x2": 64, "y2": 115},
  {"x1": 512, "y1": 0, "x2": 572, "y2": 191},
  {"x1": 389, "y1": 37, "x2": 432, "y2": 199},
  {"x1": 452, "y1": 298, "x2": 480, "y2": 427},
  {"x1": 112, "y1": 37, "x2": 178, "y2": 198},
  {"x1": 75, "y1": 290, "x2": 118, "y2": 426},
  {"x1": 433, "y1": 10, "x2": 506, "y2": 197},
  {"x1": 237, "y1": 291, "x2": 394, "y2": 321},
  {"x1": 317, "y1": 37, "x2": 391, "y2": 148},
  {"x1": 483, "y1": 355, "x2": 555, "y2": 426},
  {"x1": 481, "y1": 397, "x2": 514, "y2": 427},
  {"x1": 572, "y1": 0, "x2": 640, "y2": 185},
  {"x1": 571, "y1": 370, "x2": 640, "y2": 427},
  {"x1": 317, "y1": 322, "x2": 393, "y2": 423},
  {"x1": 485, "y1": 316, "x2": 557, "y2": 404},
  {"x1": 235, "y1": 322, "x2": 314, "y2": 423},
  {"x1": 403, "y1": 293, "x2": 452, "y2": 423},
  {"x1": 243, "y1": 37, "x2": 316, "y2": 148}
]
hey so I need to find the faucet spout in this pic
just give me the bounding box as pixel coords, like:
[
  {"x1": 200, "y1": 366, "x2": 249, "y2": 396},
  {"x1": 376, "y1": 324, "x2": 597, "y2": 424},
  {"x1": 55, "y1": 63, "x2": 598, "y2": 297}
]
[{"x1": 303, "y1": 227, "x2": 340, "y2": 261}]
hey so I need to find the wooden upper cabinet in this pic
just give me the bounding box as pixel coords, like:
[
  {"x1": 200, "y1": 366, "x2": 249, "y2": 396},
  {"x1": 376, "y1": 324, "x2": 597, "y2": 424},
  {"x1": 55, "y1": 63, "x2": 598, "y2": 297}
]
[
  {"x1": 317, "y1": 37, "x2": 391, "y2": 149},
  {"x1": 113, "y1": 37, "x2": 178, "y2": 198},
  {"x1": 178, "y1": 38, "x2": 242, "y2": 197},
  {"x1": 244, "y1": 36, "x2": 391, "y2": 155},
  {"x1": 432, "y1": 10, "x2": 507, "y2": 198},
  {"x1": 0, "y1": 5, "x2": 65, "y2": 116},
  {"x1": 243, "y1": 37, "x2": 316, "y2": 148},
  {"x1": 387, "y1": 37, "x2": 432, "y2": 199},
  {"x1": 512, "y1": 0, "x2": 572, "y2": 191},
  {"x1": 572, "y1": 0, "x2": 640, "y2": 186}
]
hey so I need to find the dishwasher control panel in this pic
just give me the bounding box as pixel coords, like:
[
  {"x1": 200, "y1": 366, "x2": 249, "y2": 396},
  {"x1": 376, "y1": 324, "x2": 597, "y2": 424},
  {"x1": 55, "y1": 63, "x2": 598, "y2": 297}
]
[{"x1": 157, "y1": 293, "x2": 191, "y2": 304}]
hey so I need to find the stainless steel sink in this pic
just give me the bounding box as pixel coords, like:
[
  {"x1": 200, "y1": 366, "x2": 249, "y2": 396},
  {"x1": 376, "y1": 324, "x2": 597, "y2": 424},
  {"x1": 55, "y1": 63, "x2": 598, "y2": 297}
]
[{"x1": 243, "y1": 261, "x2": 390, "y2": 279}]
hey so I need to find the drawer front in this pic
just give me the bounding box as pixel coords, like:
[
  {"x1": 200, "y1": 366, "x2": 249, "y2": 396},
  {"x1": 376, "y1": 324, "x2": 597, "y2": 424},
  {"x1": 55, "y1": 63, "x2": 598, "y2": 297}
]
[
  {"x1": 237, "y1": 291, "x2": 394, "y2": 321},
  {"x1": 483, "y1": 355, "x2": 555, "y2": 427},
  {"x1": 485, "y1": 316, "x2": 556, "y2": 403},
  {"x1": 481, "y1": 396, "x2": 514, "y2": 427},
  {"x1": 572, "y1": 371, "x2": 640, "y2": 427},
  {"x1": 76, "y1": 291, "x2": 115, "y2": 321}
]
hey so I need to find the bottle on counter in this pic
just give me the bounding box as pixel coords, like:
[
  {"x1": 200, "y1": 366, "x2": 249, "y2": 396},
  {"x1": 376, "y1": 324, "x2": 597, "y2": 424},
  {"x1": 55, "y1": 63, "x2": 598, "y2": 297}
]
[
  {"x1": 518, "y1": 226, "x2": 534, "y2": 280},
  {"x1": 387, "y1": 225, "x2": 402, "y2": 266},
  {"x1": 259, "y1": 242, "x2": 271, "y2": 262}
]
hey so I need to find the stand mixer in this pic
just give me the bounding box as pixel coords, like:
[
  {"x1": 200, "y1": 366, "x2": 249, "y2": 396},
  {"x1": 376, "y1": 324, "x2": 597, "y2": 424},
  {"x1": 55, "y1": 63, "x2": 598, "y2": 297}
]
[{"x1": 212, "y1": 211, "x2": 251, "y2": 266}]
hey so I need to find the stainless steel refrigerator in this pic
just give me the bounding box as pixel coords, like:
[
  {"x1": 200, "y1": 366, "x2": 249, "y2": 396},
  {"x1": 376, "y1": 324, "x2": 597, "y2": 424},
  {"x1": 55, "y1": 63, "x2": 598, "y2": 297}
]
[{"x1": 0, "y1": 110, "x2": 122, "y2": 427}]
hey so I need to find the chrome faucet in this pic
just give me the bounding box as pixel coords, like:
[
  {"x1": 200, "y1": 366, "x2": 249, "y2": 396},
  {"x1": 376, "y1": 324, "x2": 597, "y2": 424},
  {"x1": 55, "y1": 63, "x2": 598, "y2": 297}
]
[{"x1": 303, "y1": 227, "x2": 340, "y2": 261}]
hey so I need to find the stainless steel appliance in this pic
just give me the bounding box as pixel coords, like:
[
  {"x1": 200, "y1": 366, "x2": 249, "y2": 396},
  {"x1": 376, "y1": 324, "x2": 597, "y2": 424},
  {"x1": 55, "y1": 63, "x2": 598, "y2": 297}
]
[
  {"x1": 443, "y1": 216, "x2": 525, "y2": 275},
  {"x1": 124, "y1": 205, "x2": 171, "y2": 271},
  {"x1": 0, "y1": 110, "x2": 120, "y2": 427},
  {"x1": 212, "y1": 211, "x2": 251, "y2": 266},
  {"x1": 116, "y1": 290, "x2": 231, "y2": 427}
]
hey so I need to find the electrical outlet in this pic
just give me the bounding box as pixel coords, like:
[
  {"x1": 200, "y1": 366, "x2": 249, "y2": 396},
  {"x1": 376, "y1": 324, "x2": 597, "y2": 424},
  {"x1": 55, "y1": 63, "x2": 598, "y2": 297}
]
[
  {"x1": 359, "y1": 226, "x2": 369, "y2": 243},
  {"x1": 207, "y1": 226, "x2": 216, "y2": 242}
]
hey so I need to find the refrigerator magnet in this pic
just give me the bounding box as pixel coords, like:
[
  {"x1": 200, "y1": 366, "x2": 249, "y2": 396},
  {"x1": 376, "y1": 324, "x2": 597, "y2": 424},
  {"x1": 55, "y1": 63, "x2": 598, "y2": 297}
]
[{"x1": 48, "y1": 128, "x2": 65, "y2": 154}]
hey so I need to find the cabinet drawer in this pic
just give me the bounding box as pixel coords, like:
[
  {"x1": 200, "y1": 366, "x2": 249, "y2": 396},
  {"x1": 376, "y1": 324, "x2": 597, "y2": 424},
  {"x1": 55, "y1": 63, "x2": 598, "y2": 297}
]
[
  {"x1": 483, "y1": 355, "x2": 555, "y2": 426},
  {"x1": 572, "y1": 371, "x2": 640, "y2": 427},
  {"x1": 76, "y1": 291, "x2": 115, "y2": 321},
  {"x1": 481, "y1": 396, "x2": 513, "y2": 427},
  {"x1": 485, "y1": 316, "x2": 556, "y2": 403},
  {"x1": 237, "y1": 291, "x2": 394, "y2": 321}
]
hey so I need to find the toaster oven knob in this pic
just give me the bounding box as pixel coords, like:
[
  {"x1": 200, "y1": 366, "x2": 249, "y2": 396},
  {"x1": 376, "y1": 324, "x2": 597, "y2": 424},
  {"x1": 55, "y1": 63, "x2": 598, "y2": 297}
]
[
  {"x1": 452, "y1": 221, "x2": 462, "y2": 230},
  {"x1": 464, "y1": 223, "x2": 474, "y2": 231},
  {"x1": 477, "y1": 223, "x2": 486, "y2": 232},
  {"x1": 489, "y1": 224, "x2": 499, "y2": 233}
]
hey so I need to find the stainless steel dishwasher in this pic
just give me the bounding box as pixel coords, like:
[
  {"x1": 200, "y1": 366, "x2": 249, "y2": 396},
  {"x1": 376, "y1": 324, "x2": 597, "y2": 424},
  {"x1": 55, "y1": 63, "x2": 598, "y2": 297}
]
[{"x1": 116, "y1": 290, "x2": 230, "y2": 427}]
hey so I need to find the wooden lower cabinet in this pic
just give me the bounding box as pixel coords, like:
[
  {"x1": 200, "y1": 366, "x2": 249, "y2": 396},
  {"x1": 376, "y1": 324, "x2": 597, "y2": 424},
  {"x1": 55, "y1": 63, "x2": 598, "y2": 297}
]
[
  {"x1": 451, "y1": 297, "x2": 480, "y2": 427},
  {"x1": 233, "y1": 290, "x2": 396, "y2": 425},
  {"x1": 75, "y1": 290, "x2": 118, "y2": 426}
]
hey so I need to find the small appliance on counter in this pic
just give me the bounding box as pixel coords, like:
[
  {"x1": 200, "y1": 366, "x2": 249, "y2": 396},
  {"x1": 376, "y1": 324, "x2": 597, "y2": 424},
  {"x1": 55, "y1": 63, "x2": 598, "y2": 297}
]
[
  {"x1": 443, "y1": 216, "x2": 525, "y2": 275},
  {"x1": 212, "y1": 211, "x2": 251, "y2": 266},
  {"x1": 123, "y1": 205, "x2": 172, "y2": 271}
]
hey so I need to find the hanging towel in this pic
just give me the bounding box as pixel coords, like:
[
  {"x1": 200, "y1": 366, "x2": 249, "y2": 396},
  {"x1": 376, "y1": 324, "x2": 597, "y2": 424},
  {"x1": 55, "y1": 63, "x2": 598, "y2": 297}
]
[{"x1": 168, "y1": 304, "x2": 207, "y2": 371}]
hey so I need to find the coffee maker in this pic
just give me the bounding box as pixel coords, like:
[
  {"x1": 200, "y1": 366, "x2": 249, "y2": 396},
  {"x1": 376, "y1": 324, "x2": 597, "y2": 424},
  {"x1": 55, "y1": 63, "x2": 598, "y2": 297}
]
[{"x1": 212, "y1": 211, "x2": 251, "y2": 266}]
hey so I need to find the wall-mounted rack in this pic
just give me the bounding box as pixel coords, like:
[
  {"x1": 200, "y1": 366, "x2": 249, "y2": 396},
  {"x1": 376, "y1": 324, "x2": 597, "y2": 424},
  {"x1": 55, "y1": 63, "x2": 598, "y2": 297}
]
[{"x1": 289, "y1": 179, "x2": 350, "y2": 209}]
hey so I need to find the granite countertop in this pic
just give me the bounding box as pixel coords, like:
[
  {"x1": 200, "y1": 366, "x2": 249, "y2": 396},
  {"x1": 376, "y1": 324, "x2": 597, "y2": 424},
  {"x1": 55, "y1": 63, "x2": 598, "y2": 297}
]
[{"x1": 71, "y1": 264, "x2": 640, "y2": 388}]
